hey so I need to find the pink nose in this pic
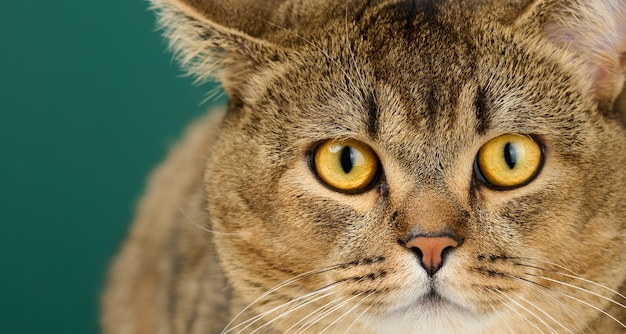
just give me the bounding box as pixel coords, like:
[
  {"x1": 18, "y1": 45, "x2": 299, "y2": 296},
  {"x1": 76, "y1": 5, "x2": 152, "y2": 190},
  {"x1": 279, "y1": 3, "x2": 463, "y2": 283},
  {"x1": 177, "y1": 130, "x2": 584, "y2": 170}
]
[{"x1": 405, "y1": 236, "x2": 459, "y2": 276}]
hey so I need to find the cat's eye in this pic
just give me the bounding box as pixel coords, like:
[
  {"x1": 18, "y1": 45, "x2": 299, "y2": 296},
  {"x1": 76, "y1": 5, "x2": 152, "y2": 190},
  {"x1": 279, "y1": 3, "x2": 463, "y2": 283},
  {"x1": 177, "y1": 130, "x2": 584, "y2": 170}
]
[
  {"x1": 312, "y1": 139, "x2": 380, "y2": 193},
  {"x1": 475, "y1": 134, "x2": 543, "y2": 188}
]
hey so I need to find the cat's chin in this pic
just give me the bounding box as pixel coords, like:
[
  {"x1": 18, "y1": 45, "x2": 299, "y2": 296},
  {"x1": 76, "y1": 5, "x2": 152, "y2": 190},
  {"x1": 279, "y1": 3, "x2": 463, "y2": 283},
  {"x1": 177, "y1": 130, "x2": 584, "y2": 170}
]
[{"x1": 368, "y1": 291, "x2": 490, "y2": 334}]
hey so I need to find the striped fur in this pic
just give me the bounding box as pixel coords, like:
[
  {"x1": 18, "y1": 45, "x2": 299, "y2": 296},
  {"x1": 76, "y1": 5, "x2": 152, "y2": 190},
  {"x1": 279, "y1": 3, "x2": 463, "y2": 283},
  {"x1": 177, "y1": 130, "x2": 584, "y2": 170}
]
[{"x1": 103, "y1": 1, "x2": 626, "y2": 333}]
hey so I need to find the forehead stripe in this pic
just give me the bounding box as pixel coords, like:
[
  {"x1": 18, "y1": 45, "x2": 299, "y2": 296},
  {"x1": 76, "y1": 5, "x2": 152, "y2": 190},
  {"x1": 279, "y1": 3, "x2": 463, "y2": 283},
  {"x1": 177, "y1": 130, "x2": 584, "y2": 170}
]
[
  {"x1": 474, "y1": 86, "x2": 491, "y2": 135},
  {"x1": 367, "y1": 94, "x2": 380, "y2": 139}
]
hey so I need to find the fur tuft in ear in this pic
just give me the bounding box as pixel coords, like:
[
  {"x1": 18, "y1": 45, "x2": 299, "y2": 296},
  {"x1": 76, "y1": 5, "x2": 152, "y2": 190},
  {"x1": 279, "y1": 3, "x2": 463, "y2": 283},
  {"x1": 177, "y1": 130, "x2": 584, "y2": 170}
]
[
  {"x1": 531, "y1": 0, "x2": 626, "y2": 103},
  {"x1": 149, "y1": 0, "x2": 286, "y2": 93}
]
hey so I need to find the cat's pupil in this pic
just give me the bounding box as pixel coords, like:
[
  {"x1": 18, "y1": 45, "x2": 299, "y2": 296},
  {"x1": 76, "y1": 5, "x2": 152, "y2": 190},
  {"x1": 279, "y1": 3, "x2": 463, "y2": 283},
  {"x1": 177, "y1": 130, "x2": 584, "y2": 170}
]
[
  {"x1": 340, "y1": 147, "x2": 354, "y2": 173},
  {"x1": 504, "y1": 142, "x2": 516, "y2": 169}
]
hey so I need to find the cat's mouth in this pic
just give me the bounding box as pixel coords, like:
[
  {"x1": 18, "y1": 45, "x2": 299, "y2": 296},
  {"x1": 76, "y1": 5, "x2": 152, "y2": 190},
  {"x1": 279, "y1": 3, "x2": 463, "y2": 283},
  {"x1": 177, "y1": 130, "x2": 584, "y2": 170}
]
[
  {"x1": 371, "y1": 286, "x2": 486, "y2": 333},
  {"x1": 401, "y1": 288, "x2": 471, "y2": 315},
  {"x1": 374, "y1": 287, "x2": 477, "y2": 331},
  {"x1": 416, "y1": 290, "x2": 450, "y2": 308}
]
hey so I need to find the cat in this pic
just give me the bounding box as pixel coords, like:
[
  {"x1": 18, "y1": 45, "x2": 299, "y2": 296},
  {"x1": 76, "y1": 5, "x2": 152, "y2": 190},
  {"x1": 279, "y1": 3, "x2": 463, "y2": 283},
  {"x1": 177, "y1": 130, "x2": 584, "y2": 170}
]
[{"x1": 102, "y1": 0, "x2": 626, "y2": 333}]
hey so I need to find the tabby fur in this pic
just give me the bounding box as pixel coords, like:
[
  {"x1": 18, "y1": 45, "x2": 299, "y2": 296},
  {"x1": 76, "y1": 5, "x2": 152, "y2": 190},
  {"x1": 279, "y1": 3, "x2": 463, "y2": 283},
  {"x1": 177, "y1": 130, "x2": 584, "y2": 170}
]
[{"x1": 102, "y1": 0, "x2": 626, "y2": 333}]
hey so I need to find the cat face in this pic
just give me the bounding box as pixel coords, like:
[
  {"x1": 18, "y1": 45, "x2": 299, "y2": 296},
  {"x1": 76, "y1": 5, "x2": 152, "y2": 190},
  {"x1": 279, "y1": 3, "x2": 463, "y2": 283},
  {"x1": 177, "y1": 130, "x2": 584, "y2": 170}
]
[{"x1": 152, "y1": 0, "x2": 626, "y2": 332}]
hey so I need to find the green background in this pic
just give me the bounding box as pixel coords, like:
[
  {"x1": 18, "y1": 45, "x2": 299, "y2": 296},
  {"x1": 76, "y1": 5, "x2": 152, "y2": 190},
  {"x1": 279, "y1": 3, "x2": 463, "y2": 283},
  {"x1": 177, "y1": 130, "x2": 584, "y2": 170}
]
[{"x1": 1, "y1": 1, "x2": 223, "y2": 333}]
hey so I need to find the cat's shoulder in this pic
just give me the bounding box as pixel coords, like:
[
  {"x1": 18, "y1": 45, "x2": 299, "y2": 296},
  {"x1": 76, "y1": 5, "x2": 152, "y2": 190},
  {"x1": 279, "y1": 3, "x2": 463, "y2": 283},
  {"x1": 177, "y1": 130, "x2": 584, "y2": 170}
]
[{"x1": 101, "y1": 107, "x2": 228, "y2": 333}]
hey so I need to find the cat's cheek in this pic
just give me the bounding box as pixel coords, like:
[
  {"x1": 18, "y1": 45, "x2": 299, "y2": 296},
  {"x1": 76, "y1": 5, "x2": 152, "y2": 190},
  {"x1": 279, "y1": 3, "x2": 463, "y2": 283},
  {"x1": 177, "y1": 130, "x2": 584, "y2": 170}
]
[
  {"x1": 366, "y1": 254, "x2": 431, "y2": 312},
  {"x1": 280, "y1": 159, "x2": 381, "y2": 214},
  {"x1": 435, "y1": 251, "x2": 491, "y2": 309},
  {"x1": 252, "y1": 160, "x2": 387, "y2": 264}
]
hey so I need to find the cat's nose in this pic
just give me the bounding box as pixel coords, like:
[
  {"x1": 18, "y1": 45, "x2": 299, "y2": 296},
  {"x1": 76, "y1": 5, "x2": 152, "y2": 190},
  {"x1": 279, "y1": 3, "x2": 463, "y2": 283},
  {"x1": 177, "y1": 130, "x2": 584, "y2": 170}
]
[{"x1": 405, "y1": 236, "x2": 459, "y2": 276}]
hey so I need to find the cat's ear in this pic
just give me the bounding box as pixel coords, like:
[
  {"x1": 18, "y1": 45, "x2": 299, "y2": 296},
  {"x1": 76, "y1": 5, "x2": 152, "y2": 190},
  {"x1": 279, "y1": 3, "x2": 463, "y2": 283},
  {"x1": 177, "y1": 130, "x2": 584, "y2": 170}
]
[
  {"x1": 518, "y1": 0, "x2": 626, "y2": 104},
  {"x1": 149, "y1": 0, "x2": 288, "y2": 95}
]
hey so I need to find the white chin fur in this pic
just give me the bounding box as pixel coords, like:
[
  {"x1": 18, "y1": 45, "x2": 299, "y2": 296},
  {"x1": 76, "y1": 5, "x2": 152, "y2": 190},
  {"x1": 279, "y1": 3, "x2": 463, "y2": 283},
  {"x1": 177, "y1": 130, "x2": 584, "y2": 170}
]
[{"x1": 367, "y1": 302, "x2": 491, "y2": 334}]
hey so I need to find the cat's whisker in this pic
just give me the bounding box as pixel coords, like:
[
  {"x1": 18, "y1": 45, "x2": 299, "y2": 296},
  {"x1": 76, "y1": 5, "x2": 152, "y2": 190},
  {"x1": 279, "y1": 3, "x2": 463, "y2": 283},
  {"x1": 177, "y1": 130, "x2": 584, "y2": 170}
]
[
  {"x1": 230, "y1": 286, "x2": 335, "y2": 334},
  {"x1": 489, "y1": 288, "x2": 548, "y2": 334},
  {"x1": 487, "y1": 301, "x2": 515, "y2": 334},
  {"x1": 226, "y1": 255, "x2": 387, "y2": 333},
  {"x1": 550, "y1": 272, "x2": 626, "y2": 301},
  {"x1": 517, "y1": 273, "x2": 626, "y2": 330},
  {"x1": 222, "y1": 264, "x2": 346, "y2": 333},
  {"x1": 343, "y1": 295, "x2": 375, "y2": 334},
  {"x1": 286, "y1": 280, "x2": 366, "y2": 333},
  {"x1": 321, "y1": 291, "x2": 374, "y2": 334},
  {"x1": 283, "y1": 292, "x2": 346, "y2": 333},
  {"x1": 293, "y1": 291, "x2": 366, "y2": 334},
  {"x1": 512, "y1": 257, "x2": 626, "y2": 313},
  {"x1": 511, "y1": 257, "x2": 583, "y2": 277},
  {"x1": 508, "y1": 274, "x2": 584, "y2": 333},
  {"x1": 515, "y1": 261, "x2": 626, "y2": 302},
  {"x1": 513, "y1": 291, "x2": 570, "y2": 334},
  {"x1": 244, "y1": 288, "x2": 338, "y2": 334},
  {"x1": 526, "y1": 273, "x2": 626, "y2": 310},
  {"x1": 552, "y1": 286, "x2": 626, "y2": 330},
  {"x1": 502, "y1": 290, "x2": 558, "y2": 334},
  {"x1": 176, "y1": 206, "x2": 239, "y2": 236},
  {"x1": 290, "y1": 297, "x2": 347, "y2": 333}
]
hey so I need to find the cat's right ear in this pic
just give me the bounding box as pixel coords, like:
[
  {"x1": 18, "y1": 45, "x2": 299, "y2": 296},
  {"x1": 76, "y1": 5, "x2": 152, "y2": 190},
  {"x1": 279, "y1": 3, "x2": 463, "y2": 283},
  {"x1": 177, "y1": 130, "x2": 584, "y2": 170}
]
[
  {"x1": 516, "y1": 0, "x2": 626, "y2": 108},
  {"x1": 150, "y1": 0, "x2": 289, "y2": 96}
]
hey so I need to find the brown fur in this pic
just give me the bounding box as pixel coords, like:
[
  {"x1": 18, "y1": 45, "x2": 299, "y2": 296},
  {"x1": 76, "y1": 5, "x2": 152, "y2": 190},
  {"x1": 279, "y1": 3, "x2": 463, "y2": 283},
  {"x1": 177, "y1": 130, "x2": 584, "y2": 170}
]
[{"x1": 103, "y1": 0, "x2": 626, "y2": 333}]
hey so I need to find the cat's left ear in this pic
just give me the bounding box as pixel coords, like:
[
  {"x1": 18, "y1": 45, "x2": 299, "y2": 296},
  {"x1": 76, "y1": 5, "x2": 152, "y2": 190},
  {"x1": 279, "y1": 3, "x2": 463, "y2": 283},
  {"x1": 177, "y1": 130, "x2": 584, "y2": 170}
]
[
  {"x1": 149, "y1": 0, "x2": 290, "y2": 97},
  {"x1": 518, "y1": 0, "x2": 626, "y2": 104}
]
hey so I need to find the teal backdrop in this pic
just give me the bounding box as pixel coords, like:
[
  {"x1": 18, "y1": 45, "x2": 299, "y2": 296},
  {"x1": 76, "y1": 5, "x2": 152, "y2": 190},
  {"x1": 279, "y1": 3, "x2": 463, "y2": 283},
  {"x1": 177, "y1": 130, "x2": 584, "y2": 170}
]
[{"x1": 0, "y1": 1, "x2": 224, "y2": 333}]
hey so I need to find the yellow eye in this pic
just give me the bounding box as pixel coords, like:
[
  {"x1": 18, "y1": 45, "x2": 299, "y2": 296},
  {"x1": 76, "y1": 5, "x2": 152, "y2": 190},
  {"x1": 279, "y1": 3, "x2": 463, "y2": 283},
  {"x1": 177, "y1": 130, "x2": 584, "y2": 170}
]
[
  {"x1": 476, "y1": 134, "x2": 543, "y2": 188},
  {"x1": 312, "y1": 139, "x2": 380, "y2": 192}
]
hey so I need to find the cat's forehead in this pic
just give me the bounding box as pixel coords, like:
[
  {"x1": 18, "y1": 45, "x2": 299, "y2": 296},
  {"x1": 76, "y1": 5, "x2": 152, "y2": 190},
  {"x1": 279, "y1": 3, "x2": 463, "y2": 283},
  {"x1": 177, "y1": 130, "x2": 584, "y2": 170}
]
[
  {"x1": 283, "y1": 2, "x2": 577, "y2": 125},
  {"x1": 280, "y1": 12, "x2": 545, "y2": 126}
]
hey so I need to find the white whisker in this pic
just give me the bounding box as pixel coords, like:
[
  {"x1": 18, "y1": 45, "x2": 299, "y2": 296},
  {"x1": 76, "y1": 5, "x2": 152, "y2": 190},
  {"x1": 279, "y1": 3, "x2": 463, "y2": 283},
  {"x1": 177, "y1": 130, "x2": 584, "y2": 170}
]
[
  {"x1": 490, "y1": 289, "x2": 548, "y2": 334},
  {"x1": 228, "y1": 287, "x2": 333, "y2": 334},
  {"x1": 226, "y1": 286, "x2": 333, "y2": 333},
  {"x1": 246, "y1": 289, "x2": 337, "y2": 334},
  {"x1": 321, "y1": 292, "x2": 374, "y2": 334},
  {"x1": 283, "y1": 293, "x2": 345, "y2": 333},
  {"x1": 513, "y1": 291, "x2": 569, "y2": 334},
  {"x1": 286, "y1": 280, "x2": 363, "y2": 333},
  {"x1": 222, "y1": 265, "x2": 343, "y2": 333},
  {"x1": 294, "y1": 292, "x2": 365, "y2": 334},
  {"x1": 488, "y1": 301, "x2": 515, "y2": 334},
  {"x1": 509, "y1": 275, "x2": 585, "y2": 333},
  {"x1": 343, "y1": 295, "x2": 375, "y2": 334},
  {"x1": 517, "y1": 262, "x2": 626, "y2": 302},
  {"x1": 527, "y1": 273, "x2": 626, "y2": 310},
  {"x1": 513, "y1": 257, "x2": 583, "y2": 278},
  {"x1": 552, "y1": 273, "x2": 626, "y2": 301},
  {"x1": 238, "y1": 288, "x2": 333, "y2": 334},
  {"x1": 527, "y1": 279, "x2": 626, "y2": 331},
  {"x1": 177, "y1": 206, "x2": 238, "y2": 236}
]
